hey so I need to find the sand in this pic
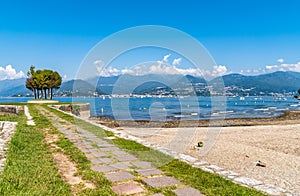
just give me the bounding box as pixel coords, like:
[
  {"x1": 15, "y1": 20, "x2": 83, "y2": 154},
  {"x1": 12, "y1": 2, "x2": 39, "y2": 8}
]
[
  {"x1": 91, "y1": 112, "x2": 300, "y2": 193},
  {"x1": 118, "y1": 124, "x2": 300, "y2": 193}
]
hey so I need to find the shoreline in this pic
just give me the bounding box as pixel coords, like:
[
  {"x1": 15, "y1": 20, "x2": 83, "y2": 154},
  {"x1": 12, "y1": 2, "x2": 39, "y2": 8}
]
[
  {"x1": 90, "y1": 110, "x2": 300, "y2": 128},
  {"x1": 89, "y1": 111, "x2": 300, "y2": 193}
]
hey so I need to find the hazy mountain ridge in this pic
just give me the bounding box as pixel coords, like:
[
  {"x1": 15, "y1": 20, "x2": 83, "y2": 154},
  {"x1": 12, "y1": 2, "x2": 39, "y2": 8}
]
[
  {"x1": 213, "y1": 71, "x2": 300, "y2": 95},
  {"x1": 0, "y1": 78, "x2": 31, "y2": 97},
  {"x1": 1, "y1": 71, "x2": 300, "y2": 97}
]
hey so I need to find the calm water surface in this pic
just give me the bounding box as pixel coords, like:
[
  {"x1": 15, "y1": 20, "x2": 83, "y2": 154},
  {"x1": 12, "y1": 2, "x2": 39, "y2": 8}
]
[{"x1": 1, "y1": 96, "x2": 299, "y2": 121}]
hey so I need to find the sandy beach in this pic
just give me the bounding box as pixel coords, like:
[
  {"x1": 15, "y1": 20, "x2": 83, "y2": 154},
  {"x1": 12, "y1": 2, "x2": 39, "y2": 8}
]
[{"x1": 92, "y1": 111, "x2": 300, "y2": 193}]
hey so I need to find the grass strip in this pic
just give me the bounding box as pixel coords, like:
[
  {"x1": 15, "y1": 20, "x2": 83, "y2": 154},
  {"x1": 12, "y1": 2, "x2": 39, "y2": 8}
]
[
  {"x1": 0, "y1": 106, "x2": 71, "y2": 195},
  {"x1": 32, "y1": 105, "x2": 116, "y2": 195},
  {"x1": 45, "y1": 105, "x2": 266, "y2": 196}
]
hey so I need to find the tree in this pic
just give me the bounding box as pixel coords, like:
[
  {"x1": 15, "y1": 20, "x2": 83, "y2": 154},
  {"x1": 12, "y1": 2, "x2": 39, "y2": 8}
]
[
  {"x1": 25, "y1": 77, "x2": 36, "y2": 99},
  {"x1": 49, "y1": 71, "x2": 62, "y2": 100},
  {"x1": 25, "y1": 66, "x2": 62, "y2": 100},
  {"x1": 26, "y1": 66, "x2": 37, "y2": 99}
]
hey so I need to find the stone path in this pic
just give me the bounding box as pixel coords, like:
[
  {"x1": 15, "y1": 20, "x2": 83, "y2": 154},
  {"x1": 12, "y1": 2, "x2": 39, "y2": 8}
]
[
  {"x1": 38, "y1": 106, "x2": 204, "y2": 196},
  {"x1": 24, "y1": 106, "x2": 35, "y2": 126}
]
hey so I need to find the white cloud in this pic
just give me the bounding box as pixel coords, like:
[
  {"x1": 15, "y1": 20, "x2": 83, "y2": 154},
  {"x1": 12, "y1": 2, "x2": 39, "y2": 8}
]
[
  {"x1": 95, "y1": 54, "x2": 229, "y2": 78},
  {"x1": 163, "y1": 54, "x2": 171, "y2": 63},
  {"x1": 0, "y1": 65, "x2": 25, "y2": 80},
  {"x1": 239, "y1": 59, "x2": 300, "y2": 75},
  {"x1": 94, "y1": 60, "x2": 104, "y2": 66},
  {"x1": 94, "y1": 60, "x2": 105, "y2": 72},
  {"x1": 277, "y1": 58, "x2": 284, "y2": 63},
  {"x1": 210, "y1": 65, "x2": 228, "y2": 77},
  {"x1": 172, "y1": 58, "x2": 182, "y2": 66},
  {"x1": 97, "y1": 65, "x2": 140, "y2": 77},
  {"x1": 265, "y1": 62, "x2": 300, "y2": 72},
  {"x1": 97, "y1": 63, "x2": 228, "y2": 78}
]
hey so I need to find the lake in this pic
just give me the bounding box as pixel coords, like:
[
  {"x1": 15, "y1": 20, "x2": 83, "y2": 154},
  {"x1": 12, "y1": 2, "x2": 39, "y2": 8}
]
[{"x1": 1, "y1": 96, "x2": 299, "y2": 121}]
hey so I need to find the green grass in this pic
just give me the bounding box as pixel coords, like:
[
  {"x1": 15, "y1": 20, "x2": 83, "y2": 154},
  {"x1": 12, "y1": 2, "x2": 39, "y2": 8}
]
[
  {"x1": 0, "y1": 102, "x2": 26, "y2": 106},
  {"x1": 0, "y1": 104, "x2": 116, "y2": 195},
  {"x1": 31, "y1": 104, "x2": 116, "y2": 195},
  {"x1": 45, "y1": 105, "x2": 266, "y2": 196},
  {"x1": 0, "y1": 106, "x2": 71, "y2": 195},
  {"x1": 162, "y1": 161, "x2": 263, "y2": 196}
]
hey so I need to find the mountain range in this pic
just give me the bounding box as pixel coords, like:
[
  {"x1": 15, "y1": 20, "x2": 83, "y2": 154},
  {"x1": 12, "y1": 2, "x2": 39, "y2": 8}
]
[{"x1": 1, "y1": 71, "x2": 300, "y2": 97}]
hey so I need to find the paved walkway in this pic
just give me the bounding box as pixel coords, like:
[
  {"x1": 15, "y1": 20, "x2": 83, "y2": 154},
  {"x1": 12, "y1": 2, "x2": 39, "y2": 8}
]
[{"x1": 37, "y1": 106, "x2": 204, "y2": 196}]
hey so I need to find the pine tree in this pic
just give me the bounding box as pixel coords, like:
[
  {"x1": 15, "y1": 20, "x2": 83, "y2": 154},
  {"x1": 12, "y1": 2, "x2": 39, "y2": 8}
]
[{"x1": 25, "y1": 66, "x2": 62, "y2": 100}]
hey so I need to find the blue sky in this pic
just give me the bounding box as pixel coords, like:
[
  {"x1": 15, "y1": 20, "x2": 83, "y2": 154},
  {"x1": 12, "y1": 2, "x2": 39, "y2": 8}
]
[{"x1": 1, "y1": 0, "x2": 300, "y2": 80}]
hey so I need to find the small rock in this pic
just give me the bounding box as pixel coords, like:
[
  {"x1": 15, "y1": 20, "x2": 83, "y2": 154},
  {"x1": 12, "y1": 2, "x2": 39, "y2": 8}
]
[
  {"x1": 193, "y1": 161, "x2": 208, "y2": 166},
  {"x1": 234, "y1": 176, "x2": 262, "y2": 186},
  {"x1": 256, "y1": 160, "x2": 266, "y2": 167},
  {"x1": 197, "y1": 141, "x2": 203, "y2": 147},
  {"x1": 200, "y1": 166, "x2": 214, "y2": 173},
  {"x1": 206, "y1": 165, "x2": 223, "y2": 171},
  {"x1": 254, "y1": 184, "x2": 285, "y2": 195},
  {"x1": 193, "y1": 146, "x2": 201, "y2": 150},
  {"x1": 179, "y1": 153, "x2": 198, "y2": 163},
  {"x1": 104, "y1": 136, "x2": 116, "y2": 140}
]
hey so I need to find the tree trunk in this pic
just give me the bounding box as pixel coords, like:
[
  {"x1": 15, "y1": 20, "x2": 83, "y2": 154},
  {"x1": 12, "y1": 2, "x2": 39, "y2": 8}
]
[
  {"x1": 48, "y1": 88, "x2": 51, "y2": 100},
  {"x1": 44, "y1": 88, "x2": 47, "y2": 99},
  {"x1": 41, "y1": 89, "x2": 44, "y2": 99},
  {"x1": 50, "y1": 88, "x2": 53, "y2": 100},
  {"x1": 33, "y1": 89, "x2": 37, "y2": 99},
  {"x1": 37, "y1": 90, "x2": 40, "y2": 99}
]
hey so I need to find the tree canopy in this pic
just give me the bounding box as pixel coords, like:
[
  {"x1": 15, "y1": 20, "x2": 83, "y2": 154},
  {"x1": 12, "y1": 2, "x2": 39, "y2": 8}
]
[{"x1": 26, "y1": 66, "x2": 62, "y2": 100}]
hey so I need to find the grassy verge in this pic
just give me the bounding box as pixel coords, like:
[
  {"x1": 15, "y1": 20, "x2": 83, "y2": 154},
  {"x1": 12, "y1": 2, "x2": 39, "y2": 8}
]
[
  {"x1": 45, "y1": 105, "x2": 266, "y2": 196},
  {"x1": 0, "y1": 106, "x2": 71, "y2": 195},
  {"x1": 0, "y1": 104, "x2": 116, "y2": 195},
  {"x1": 31, "y1": 104, "x2": 116, "y2": 195}
]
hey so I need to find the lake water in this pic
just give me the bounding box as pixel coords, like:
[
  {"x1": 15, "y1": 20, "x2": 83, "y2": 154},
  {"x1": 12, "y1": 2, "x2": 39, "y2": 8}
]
[{"x1": 1, "y1": 96, "x2": 300, "y2": 121}]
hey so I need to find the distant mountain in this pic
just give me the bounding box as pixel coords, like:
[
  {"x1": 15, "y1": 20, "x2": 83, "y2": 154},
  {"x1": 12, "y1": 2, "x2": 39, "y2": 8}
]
[
  {"x1": 185, "y1": 75, "x2": 207, "y2": 85},
  {"x1": 0, "y1": 78, "x2": 31, "y2": 97},
  {"x1": 110, "y1": 74, "x2": 187, "y2": 94},
  {"x1": 55, "y1": 79, "x2": 105, "y2": 96},
  {"x1": 0, "y1": 78, "x2": 102, "y2": 97},
  {"x1": 0, "y1": 71, "x2": 300, "y2": 97},
  {"x1": 88, "y1": 74, "x2": 192, "y2": 94},
  {"x1": 57, "y1": 79, "x2": 94, "y2": 93},
  {"x1": 212, "y1": 71, "x2": 300, "y2": 95},
  {"x1": 87, "y1": 76, "x2": 120, "y2": 94}
]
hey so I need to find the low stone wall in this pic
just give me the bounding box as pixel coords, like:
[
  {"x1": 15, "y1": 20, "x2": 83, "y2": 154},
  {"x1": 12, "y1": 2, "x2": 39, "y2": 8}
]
[
  {"x1": 0, "y1": 105, "x2": 23, "y2": 114},
  {"x1": 53, "y1": 103, "x2": 90, "y2": 119},
  {"x1": 27, "y1": 100, "x2": 59, "y2": 104},
  {"x1": 0, "y1": 121, "x2": 17, "y2": 171}
]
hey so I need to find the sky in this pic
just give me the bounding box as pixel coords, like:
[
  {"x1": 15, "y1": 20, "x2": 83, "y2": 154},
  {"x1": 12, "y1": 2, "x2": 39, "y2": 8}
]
[{"x1": 1, "y1": 0, "x2": 300, "y2": 80}]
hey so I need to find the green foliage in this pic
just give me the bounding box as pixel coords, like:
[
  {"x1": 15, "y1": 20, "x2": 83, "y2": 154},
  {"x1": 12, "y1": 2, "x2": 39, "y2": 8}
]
[{"x1": 26, "y1": 66, "x2": 62, "y2": 100}]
